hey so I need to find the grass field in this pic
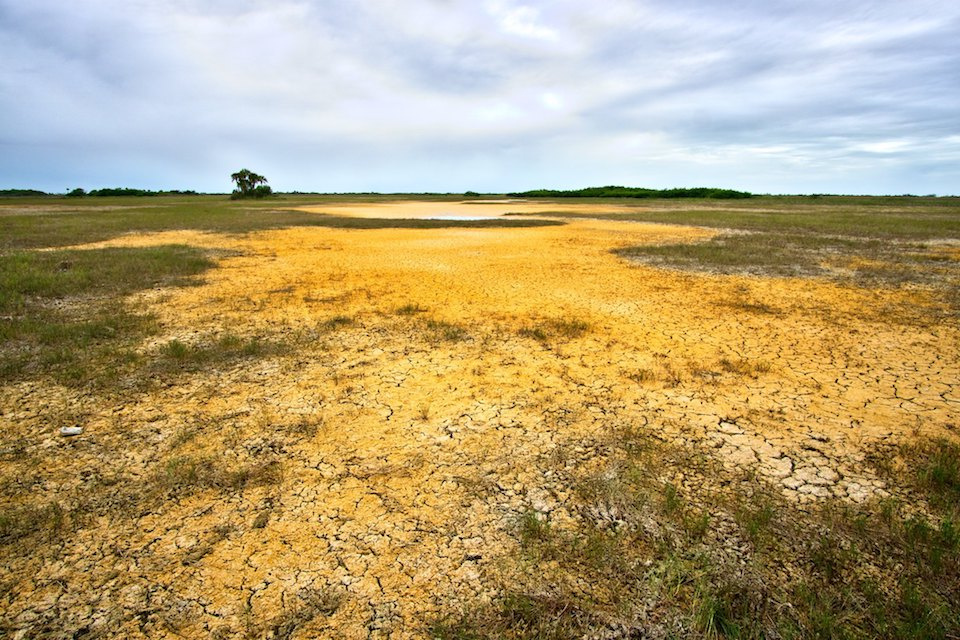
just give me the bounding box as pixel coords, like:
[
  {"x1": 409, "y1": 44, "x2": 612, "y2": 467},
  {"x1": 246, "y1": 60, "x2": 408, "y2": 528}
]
[{"x1": 1, "y1": 194, "x2": 958, "y2": 639}]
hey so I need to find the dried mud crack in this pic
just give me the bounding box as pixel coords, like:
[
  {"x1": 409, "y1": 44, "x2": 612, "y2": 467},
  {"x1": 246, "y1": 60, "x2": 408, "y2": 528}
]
[{"x1": 1, "y1": 204, "x2": 958, "y2": 638}]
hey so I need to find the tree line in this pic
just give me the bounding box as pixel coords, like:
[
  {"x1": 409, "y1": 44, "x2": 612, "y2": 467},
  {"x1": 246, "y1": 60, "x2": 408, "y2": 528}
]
[{"x1": 508, "y1": 186, "x2": 753, "y2": 199}]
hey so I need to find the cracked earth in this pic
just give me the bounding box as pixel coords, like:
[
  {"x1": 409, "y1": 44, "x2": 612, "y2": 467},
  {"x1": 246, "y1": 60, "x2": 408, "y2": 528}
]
[{"x1": 1, "y1": 201, "x2": 957, "y2": 638}]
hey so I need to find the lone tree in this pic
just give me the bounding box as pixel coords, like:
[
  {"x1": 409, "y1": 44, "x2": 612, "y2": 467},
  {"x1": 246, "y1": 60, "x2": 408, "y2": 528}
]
[{"x1": 230, "y1": 169, "x2": 272, "y2": 199}]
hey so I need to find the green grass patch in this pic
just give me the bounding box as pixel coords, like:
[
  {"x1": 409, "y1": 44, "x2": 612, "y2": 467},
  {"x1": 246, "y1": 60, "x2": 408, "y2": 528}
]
[
  {"x1": 615, "y1": 232, "x2": 908, "y2": 279},
  {"x1": 151, "y1": 333, "x2": 289, "y2": 375},
  {"x1": 436, "y1": 432, "x2": 960, "y2": 638},
  {"x1": 912, "y1": 438, "x2": 960, "y2": 507},
  {"x1": 0, "y1": 195, "x2": 562, "y2": 251},
  {"x1": 395, "y1": 303, "x2": 428, "y2": 315},
  {"x1": 518, "y1": 195, "x2": 959, "y2": 314},
  {"x1": 518, "y1": 317, "x2": 591, "y2": 342},
  {"x1": 319, "y1": 315, "x2": 355, "y2": 331},
  {"x1": 0, "y1": 502, "x2": 67, "y2": 545},
  {"x1": 157, "y1": 455, "x2": 282, "y2": 496},
  {"x1": 0, "y1": 245, "x2": 215, "y2": 387},
  {"x1": 526, "y1": 195, "x2": 960, "y2": 240},
  {"x1": 424, "y1": 319, "x2": 470, "y2": 342}
]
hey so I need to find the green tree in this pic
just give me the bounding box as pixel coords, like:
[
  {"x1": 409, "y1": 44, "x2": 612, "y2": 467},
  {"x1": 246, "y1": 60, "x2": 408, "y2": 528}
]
[{"x1": 230, "y1": 169, "x2": 272, "y2": 199}]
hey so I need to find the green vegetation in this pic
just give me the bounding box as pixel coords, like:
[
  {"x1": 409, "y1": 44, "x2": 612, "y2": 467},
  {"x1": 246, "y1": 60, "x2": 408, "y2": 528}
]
[
  {"x1": 0, "y1": 189, "x2": 49, "y2": 197},
  {"x1": 509, "y1": 186, "x2": 753, "y2": 199},
  {"x1": 0, "y1": 194, "x2": 561, "y2": 387},
  {"x1": 158, "y1": 455, "x2": 282, "y2": 496},
  {"x1": 230, "y1": 168, "x2": 273, "y2": 199},
  {"x1": 522, "y1": 195, "x2": 960, "y2": 238},
  {"x1": 517, "y1": 317, "x2": 590, "y2": 342},
  {"x1": 614, "y1": 232, "x2": 956, "y2": 288},
  {"x1": 521, "y1": 195, "x2": 960, "y2": 316},
  {"x1": 395, "y1": 303, "x2": 428, "y2": 315},
  {"x1": 0, "y1": 195, "x2": 562, "y2": 251},
  {"x1": 424, "y1": 318, "x2": 470, "y2": 342},
  {"x1": 0, "y1": 245, "x2": 215, "y2": 386},
  {"x1": 434, "y1": 433, "x2": 960, "y2": 639},
  {"x1": 0, "y1": 502, "x2": 67, "y2": 544},
  {"x1": 153, "y1": 334, "x2": 289, "y2": 375}
]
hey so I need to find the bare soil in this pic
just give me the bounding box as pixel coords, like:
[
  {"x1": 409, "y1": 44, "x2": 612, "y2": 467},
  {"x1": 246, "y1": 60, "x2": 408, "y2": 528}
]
[{"x1": 1, "y1": 202, "x2": 957, "y2": 638}]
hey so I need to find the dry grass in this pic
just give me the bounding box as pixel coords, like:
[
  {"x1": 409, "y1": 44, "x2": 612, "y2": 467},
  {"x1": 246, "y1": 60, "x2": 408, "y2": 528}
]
[{"x1": 433, "y1": 433, "x2": 960, "y2": 639}]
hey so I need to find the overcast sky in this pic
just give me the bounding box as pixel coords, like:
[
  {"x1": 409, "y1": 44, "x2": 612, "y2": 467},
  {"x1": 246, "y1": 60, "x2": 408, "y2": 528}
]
[{"x1": 2, "y1": 0, "x2": 958, "y2": 194}]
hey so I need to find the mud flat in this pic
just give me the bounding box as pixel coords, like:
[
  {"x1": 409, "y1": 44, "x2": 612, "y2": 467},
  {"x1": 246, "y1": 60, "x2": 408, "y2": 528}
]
[{"x1": 1, "y1": 199, "x2": 958, "y2": 638}]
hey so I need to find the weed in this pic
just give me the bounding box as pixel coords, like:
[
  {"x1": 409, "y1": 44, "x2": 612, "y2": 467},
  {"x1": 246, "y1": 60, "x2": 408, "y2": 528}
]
[
  {"x1": 684, "y1": 510, "x2": 711, "y2": 539},
  {"x1": 425, "y1": 319, "x2": 469, "y2": 342},
  {"x1": 162, "y1": 339, "x2": 191, "y2": 360},
  {"x1": 662, "y1": 482, "x2": 683, "y2": 515},
  {"x1": 253, "y1": 587, "x2": 343, "y2": 640},
  {"x1": 517, "y1": 326, "x2": 548, "y2": 341},
  {"x1": 157, "y1": 455, "x2": 282, "y2": 496},
  {"x1": 719, "y1": 357, "x2": 771, "y2": 378},
  {"x1": 396, "y1": 303, "x2": 427, "y2": 315},
  {"x1": 518, "y1": 510, "x2": 551, "y2": 548},
  {"x1": 737, "y1": 499, "x2": 776, "y2": 546},
  {"x1": 628, "y1": 368, "x2": 657, "y2": 384},
  {"x1": 914, "y1": 438, "x2": 960, "y2": 504},
  {"x1": 320, "y1": 315, "x2": 354, "y2": 331},
  {"x1": 661, "y1": 363, "x2": 683, "y2": 387},
  {"x1": 695, "y1": 590, "x2": 740, "y2": 638},
  {"x1": 518, "y1": 317, "x2": 590, "y2": 343},
  {"x1": 152, "y1": 333, "x2": 288, "y2": 374},
  {"x1": 0, "y1": 502, "x2": 67, "y2": 544},
  {"x1": 551, "y1": 319, "x2": 590, "y2": 338}
]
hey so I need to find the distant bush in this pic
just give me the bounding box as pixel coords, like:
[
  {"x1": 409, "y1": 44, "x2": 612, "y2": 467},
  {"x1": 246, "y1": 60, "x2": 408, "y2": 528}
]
[
  {"x1": 0, "y1": 189, "x2": 48, "y2": 197},
  {"x1": 231, "y1": 185, "x2": 273, "y2": 200},
  {"x1": 508, "y1": 185, "x2": 753, "y2": 199},
  {"x1": 61, "y1": 188, "x2": 200, "y2": 197},
  {"x1": 87, "y1": 188, "x2": 159, "y2": 197}
]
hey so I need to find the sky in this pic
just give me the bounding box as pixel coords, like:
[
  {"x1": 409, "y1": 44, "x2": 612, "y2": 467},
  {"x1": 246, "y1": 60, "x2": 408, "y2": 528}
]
[{"x1": 1, "y1": 0, "x2": 958, "y2": 195}]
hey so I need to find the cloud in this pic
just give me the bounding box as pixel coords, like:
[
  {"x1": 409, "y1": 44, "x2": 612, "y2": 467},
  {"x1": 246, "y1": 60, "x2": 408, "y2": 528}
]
[{"x1": 1, "y1": 0, "x2": 958, "y2": 193}]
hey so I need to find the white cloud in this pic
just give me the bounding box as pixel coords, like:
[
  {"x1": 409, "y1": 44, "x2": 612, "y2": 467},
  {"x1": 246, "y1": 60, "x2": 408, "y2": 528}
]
[
  {"x1": 485, "y1": 1, "x2": 558, "y2": 41},
  {"x1": 1, "y1": 0, "x2": 959, "y2": 193}
]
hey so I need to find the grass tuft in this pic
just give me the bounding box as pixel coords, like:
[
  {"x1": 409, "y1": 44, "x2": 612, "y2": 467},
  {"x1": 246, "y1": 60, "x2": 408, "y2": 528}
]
[
  {"x1": 424, "y1": 319, "x2": 469, "y2": 342},
  {"x1": 153, "y1": 333, "x2": 288, "y2": 374},
  {"x1": 158, "y1": 455, "x2": 282, "y2": 496},
  {"x1": 395, "y1": 303, "x2": 427, "y2": 315},
  {"x1": 518, "y1": 317, "x2": 590, "y2": 342}
]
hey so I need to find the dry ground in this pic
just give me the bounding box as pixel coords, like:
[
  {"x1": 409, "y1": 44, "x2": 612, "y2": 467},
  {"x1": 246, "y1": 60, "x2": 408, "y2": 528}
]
[{"x1": 1, "y1": 200, "x2": 957, "y2": 638}]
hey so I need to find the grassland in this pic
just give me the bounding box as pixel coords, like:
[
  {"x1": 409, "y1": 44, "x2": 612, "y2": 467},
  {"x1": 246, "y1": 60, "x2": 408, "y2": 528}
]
[
  {"x1": 1, "y1": 194, "x2": 958, "y2": 639},
  {"x1": 521, "y1": 196, "x2": 960, "y2": 319}
]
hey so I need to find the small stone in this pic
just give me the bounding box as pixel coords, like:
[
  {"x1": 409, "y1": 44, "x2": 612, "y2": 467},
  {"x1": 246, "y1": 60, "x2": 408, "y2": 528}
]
[{"x1": 60, "y1": 426, "x2": 83, "y2": 437}]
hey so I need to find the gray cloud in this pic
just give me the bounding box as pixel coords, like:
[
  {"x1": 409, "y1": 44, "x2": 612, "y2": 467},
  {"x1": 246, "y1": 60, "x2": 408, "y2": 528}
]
[{"x1": 1, "y1": 0, "x2": 958, "y2": 194}]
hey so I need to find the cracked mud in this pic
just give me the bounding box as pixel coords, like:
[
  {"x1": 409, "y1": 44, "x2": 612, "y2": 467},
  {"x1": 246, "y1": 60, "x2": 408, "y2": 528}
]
[{"x1": 1, "y1": 201, "x2": 957, "y2": 638}]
